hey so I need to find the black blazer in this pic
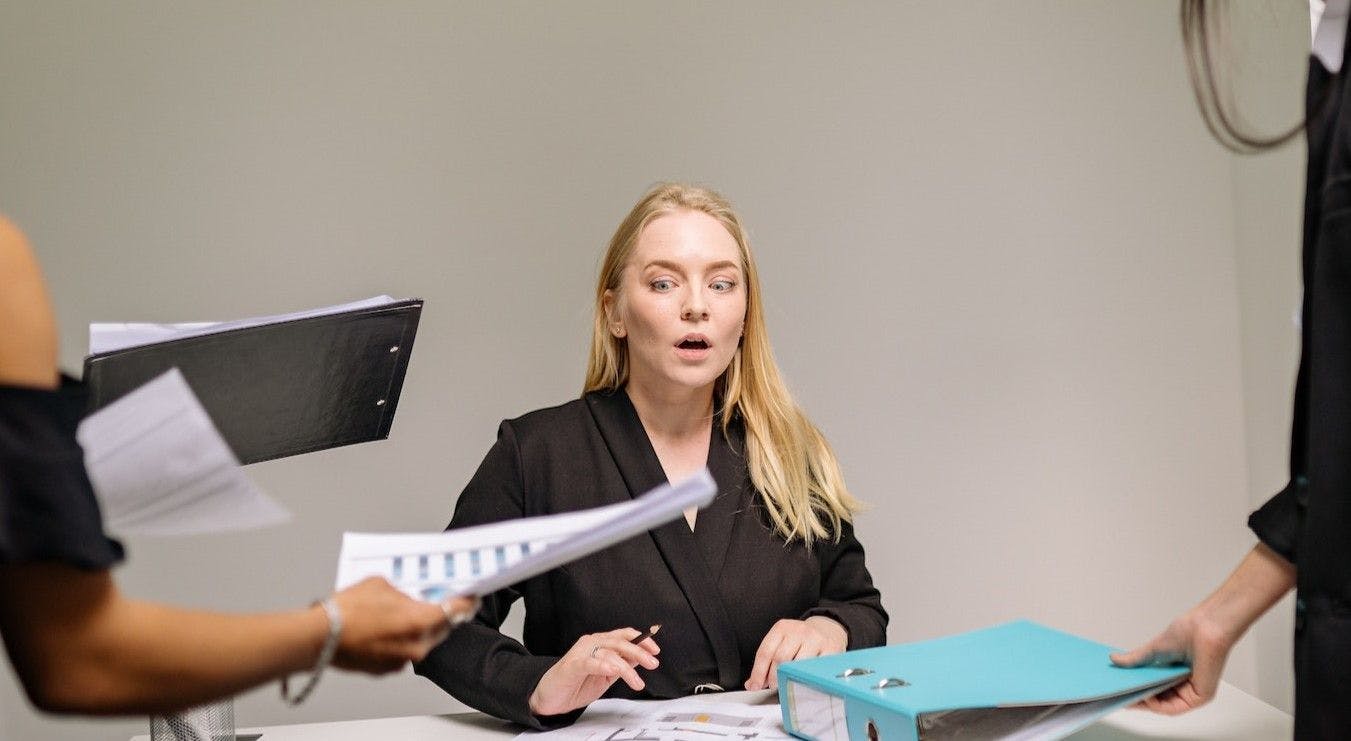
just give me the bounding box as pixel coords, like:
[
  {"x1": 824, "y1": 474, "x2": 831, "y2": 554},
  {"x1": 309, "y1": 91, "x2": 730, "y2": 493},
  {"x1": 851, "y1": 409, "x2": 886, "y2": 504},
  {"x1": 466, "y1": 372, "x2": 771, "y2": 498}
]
[
  {"x1": 1248, "y1": 46, "x2": 1351, "y2": 738},
  {"x1": 414, "y1": 389, "x2": 887, "y2": 727}
]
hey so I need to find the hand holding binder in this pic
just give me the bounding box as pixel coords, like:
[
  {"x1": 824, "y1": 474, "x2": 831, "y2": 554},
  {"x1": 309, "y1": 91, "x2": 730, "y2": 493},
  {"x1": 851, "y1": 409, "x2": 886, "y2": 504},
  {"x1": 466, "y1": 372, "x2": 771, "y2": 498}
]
[
  {"x1": 777, "y1": 620, "x2": 1189, "y2": 741},
  {"x1": 1108, "y1": 613, "x2": 1228, "y2": 716}
]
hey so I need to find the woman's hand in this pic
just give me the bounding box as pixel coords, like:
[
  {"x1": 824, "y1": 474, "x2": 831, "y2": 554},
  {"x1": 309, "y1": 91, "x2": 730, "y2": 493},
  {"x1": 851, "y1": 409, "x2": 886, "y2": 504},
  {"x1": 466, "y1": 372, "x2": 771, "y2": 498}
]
[
  {"x1": 1109, "y1": 609, "x2": 1234, "y2": 714},
  {"x1": 330, "y1": 577, "x2": 478, "y2": 674},
  {"x1": 745, "y1": 616, "x2": 848, "y2": 690},
  {"x1": 1109, "y1": 543, "x2": 1295, "y2": 715},
  {"x1": 528, "y1": 627, "x2": 661, "y2": 717}
]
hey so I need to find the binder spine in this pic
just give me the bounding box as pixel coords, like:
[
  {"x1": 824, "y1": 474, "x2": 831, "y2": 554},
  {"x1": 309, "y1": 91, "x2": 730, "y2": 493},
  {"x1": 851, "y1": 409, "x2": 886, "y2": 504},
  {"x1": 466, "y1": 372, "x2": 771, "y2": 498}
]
[
  {"x1": 780, "y1": 673, "x2": 920, "y2": 741},
  {"x1": 370, "y1": 303, "x2": 420, "y2": 440},
  {"x1": 839, "y1": 693, "x2": 919, "y2": 741}
]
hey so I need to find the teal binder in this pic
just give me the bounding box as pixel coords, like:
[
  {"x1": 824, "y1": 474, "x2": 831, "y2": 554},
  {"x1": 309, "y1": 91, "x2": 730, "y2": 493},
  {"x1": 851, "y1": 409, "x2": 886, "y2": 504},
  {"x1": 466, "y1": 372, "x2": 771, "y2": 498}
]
[{"x1": 776, "y1": 620, "x2": 1188, "y2": 741}]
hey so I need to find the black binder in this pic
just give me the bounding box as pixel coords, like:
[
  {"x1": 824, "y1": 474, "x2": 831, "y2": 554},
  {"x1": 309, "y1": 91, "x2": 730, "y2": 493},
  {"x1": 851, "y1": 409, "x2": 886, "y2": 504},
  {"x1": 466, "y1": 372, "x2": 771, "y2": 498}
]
[{"x1": 82, "y1": 299, "x2": 422, "y2": 465}]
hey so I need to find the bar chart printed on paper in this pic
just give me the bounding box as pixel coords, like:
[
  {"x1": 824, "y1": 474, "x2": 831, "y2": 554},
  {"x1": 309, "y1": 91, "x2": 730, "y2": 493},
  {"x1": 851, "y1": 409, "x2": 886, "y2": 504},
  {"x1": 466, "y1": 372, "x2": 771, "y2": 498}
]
[
  {"x1": 335, "y1": 505, "x2": 615, "y2": 600},
  {"x1": 383, "y1": 539, "x2": 548, "y2": 600},
  {"x1": 509, "y1": 696, "x2": 793, "y2": 741},
  {"x1": 335, "y1": 472, "x2": 719, "y2": 601}
]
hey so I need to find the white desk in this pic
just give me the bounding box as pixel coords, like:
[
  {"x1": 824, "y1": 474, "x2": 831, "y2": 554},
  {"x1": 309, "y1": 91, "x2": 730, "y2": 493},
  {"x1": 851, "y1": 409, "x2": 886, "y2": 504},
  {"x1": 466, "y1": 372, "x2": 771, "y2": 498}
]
[{"x1": 132, "y1": 683, "x2": 1291, "y2": 741}]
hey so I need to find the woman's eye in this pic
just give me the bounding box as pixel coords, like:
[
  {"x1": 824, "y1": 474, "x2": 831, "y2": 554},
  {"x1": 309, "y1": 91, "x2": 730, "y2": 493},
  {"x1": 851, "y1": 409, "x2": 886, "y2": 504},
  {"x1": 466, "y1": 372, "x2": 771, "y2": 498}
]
[
  {"x1": 651, "y1": 279, "x2": 675, "y2": 292},
  {"x1": 710, "y1": 279, "x2": 735, "y2": 292}
]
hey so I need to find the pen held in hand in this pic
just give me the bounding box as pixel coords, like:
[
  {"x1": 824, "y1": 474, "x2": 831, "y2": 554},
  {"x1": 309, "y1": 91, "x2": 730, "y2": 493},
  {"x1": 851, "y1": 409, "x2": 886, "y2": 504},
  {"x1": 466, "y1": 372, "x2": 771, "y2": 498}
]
[{"x1": 631, "y1": 624, "x2": 661, "y2": 645}]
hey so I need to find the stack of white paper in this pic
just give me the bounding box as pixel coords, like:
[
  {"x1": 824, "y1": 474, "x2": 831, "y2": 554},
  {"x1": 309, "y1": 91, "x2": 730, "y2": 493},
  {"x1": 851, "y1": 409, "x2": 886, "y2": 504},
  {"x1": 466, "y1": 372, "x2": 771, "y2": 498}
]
[
  {"x1": 514, "y1": 694, "x2": 791, "y2": 741},
  {"x1": 335, "y1": 471, "x2": 717, "y2": 600},
  {"x1": 88, "y1": 295, "x2": 397, "y2": 355},
  {"x1": 76, "y1": 368, "x2": 290, "y2": 536}
]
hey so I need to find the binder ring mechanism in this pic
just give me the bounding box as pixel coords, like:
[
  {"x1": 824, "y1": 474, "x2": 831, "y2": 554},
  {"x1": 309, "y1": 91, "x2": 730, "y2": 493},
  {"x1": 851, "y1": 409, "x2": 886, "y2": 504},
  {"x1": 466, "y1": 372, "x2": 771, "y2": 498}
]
[
  {"x1": 375, "y1": 346, "x2": 400, "y2": 407},
  {"x1": 836, "y1": 667, "x2": 909, "y2": 690}
]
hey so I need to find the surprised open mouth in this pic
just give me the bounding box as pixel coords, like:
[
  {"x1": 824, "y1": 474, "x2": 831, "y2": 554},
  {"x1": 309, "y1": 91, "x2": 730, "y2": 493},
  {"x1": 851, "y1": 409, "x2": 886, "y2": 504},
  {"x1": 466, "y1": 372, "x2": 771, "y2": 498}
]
[{"x1": 675, "y1": 335, "x2": 712, "y2": 359}]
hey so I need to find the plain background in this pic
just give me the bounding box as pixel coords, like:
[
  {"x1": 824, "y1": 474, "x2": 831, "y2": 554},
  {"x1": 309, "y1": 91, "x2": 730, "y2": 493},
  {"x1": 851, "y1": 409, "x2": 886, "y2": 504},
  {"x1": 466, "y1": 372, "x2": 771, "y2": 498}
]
[{"x1": 0, "y1": 3, "x2": 1310, "y2": 740}]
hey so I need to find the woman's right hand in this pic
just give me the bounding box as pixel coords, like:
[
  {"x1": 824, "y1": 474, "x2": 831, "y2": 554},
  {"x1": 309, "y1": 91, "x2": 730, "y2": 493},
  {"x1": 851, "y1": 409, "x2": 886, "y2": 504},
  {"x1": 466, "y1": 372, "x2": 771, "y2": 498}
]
[
  {"x1": 1108, "y1": 609, "x2": 1234, "y2": 714},
  {"x1": 528, "y1": 627, "x2": 661, "y2": 717},
  {"x1": 329, "y1": 577, "x2": 478, "y2": 674}
]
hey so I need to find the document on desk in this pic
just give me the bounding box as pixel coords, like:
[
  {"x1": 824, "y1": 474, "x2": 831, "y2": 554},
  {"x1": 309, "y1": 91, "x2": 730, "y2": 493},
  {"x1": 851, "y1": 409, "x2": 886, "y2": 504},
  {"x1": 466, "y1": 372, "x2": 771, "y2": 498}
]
[
  {"x1": 334, "y1": 470, "x2": 717, "y2": 600},
  {"x1": 76, "y1": 368, "x2": 291, "y2": 536},
  {"x1": 513, "y1": 695, "x2": 792, "y2": 740}
]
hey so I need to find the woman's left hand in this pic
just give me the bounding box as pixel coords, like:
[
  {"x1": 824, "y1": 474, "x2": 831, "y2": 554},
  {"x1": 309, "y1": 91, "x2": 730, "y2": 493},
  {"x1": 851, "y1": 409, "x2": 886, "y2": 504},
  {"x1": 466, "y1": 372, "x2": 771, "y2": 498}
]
[{"x1": 744, "y1": 616, "x2": 848, "y2": 690}]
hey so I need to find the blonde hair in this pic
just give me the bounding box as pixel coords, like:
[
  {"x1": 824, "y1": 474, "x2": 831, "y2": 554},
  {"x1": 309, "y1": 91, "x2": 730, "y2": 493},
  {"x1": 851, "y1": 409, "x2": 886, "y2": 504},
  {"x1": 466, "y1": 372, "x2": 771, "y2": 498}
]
[{"x1": 584, "y1": 183, "x2": 860, "y2": 545}]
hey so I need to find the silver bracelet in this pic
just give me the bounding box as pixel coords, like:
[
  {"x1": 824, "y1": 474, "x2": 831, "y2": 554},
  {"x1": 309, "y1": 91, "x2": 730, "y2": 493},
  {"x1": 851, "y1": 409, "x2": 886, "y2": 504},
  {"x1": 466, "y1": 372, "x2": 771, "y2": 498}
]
[{"x1": 280, "y1": 597, "x2": 343, "y2": 706}]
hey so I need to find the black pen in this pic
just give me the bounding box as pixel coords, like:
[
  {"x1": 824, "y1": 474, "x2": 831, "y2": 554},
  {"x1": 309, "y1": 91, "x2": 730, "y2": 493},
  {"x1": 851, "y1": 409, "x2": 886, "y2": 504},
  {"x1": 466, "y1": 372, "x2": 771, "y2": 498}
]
[{"x1": 631, "y1": 624, "x2": 661, "y2": 644}]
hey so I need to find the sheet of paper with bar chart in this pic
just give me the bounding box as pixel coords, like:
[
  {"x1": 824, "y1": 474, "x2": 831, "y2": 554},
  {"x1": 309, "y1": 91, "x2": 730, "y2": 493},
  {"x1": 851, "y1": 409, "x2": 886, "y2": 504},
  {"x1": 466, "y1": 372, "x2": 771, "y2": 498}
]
[
  {"x1": 511, "y1": 693, "x2": 792, "y2": 741},
  {"x1": 334, "y1": 470, "x2": 717, "y2": 601}
]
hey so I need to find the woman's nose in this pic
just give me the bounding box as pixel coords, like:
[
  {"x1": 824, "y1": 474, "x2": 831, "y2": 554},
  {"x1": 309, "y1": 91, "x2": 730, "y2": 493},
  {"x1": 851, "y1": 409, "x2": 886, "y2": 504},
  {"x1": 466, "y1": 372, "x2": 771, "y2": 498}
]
[{"x1": 681, "y1": 289, "x2": 709, "y2": 321}]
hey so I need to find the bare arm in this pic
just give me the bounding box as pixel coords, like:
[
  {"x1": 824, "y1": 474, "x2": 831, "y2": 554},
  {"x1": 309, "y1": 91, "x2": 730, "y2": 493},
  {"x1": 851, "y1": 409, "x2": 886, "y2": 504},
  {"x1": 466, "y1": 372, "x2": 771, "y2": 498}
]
[
  {"x1": 1110, "y1": 543, "x2": 1296, "y2": 714},
  {"x1": 0, "y1": 563, "x2": 327, "y2": 714},
  {"x1": 0, "y1": 216, "x2": 58, "y2": 388},
  {"x1": 0, "y1": 563, "x2": 470, "y2": 714},
  {"x1": 0, "y1": 216, "x2": 473, "y2": 714}
]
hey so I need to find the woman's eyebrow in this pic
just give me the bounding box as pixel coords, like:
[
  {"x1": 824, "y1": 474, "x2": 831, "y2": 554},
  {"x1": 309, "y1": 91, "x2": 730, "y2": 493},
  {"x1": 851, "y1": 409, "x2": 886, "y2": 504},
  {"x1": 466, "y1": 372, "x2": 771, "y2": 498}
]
[
  {"x1": 642, "y1": 259, "x2": 688, "y2": 276},
  {"x1": 704, "y1": 259, "x2": 741, "y2": 273},
  {"x1": 642, "y1": 259, "x2": 741, "y2": 273}
]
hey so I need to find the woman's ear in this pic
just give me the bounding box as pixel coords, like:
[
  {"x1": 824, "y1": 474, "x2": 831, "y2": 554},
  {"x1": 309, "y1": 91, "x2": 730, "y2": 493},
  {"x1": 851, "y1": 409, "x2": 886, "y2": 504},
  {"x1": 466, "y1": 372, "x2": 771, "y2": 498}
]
[{"x1": 602, "y1": 289, "x2": 626, "y2": 338}]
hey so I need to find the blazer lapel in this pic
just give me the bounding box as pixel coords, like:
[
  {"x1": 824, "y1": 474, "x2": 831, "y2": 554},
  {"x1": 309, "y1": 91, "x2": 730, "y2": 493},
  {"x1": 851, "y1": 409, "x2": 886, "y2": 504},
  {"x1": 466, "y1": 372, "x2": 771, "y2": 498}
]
[
  {"x1": 693, "y1": 419, "x2": 748, "y2": 579},
  {"x1": 584, "y1": 389, "x2": 744, "y2": 690}
]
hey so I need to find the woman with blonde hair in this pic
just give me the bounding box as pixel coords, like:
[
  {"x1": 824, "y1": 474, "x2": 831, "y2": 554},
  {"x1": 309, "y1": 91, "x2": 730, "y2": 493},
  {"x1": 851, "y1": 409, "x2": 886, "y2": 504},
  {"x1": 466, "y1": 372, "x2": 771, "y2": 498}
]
[{"x1": 416, "y1": 183, "x2": 887, "y2": 728}]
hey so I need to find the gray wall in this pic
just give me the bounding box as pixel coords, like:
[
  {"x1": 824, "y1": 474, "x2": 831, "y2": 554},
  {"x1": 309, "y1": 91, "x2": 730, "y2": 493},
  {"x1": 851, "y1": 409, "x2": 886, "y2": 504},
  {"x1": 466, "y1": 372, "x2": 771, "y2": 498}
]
[
  {"x1": 1228, "y1": 1, "x2": 1309, "y2": 715},
  {"x1": 0, "y1": 3, "x2": 1304, "y2": 739}
]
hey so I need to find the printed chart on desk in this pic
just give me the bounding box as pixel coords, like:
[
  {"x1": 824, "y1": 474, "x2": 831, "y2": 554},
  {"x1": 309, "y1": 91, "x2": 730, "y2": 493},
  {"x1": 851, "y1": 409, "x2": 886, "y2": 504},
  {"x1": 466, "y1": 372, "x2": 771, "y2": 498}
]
[
  {"x1": 516, "y1": 697, "x2": 792, "y2": 741},
  {"x1": 336, "y1": 498, "x2": 649, "y2": 600}
]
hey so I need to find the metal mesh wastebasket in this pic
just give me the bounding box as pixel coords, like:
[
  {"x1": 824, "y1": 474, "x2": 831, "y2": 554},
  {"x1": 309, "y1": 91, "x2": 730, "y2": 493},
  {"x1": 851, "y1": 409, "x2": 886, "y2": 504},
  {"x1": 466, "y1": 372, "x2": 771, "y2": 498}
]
[{"x1": 150, "y1": 699, "x2": 235, "y2": 741}]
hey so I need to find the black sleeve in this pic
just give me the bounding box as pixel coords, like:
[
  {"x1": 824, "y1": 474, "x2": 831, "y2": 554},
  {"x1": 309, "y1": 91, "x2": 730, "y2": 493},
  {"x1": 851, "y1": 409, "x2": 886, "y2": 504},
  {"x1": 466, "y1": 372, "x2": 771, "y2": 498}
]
[
  {"x1": 0, "y1": 379, "x2": 123, "y2": 570},
  {"x1": 1248, "y1": 346, "x2": 1309, "y2": 566},
  {"x1": 799, "y1": 519, "x2": 888, "y2": 650},
  {"x1": 413, "y1": 421, "x2": 579, "y2": 729},
  {"x1": 1249, "y1": 477, "x2": 1304, "y2": 565}
]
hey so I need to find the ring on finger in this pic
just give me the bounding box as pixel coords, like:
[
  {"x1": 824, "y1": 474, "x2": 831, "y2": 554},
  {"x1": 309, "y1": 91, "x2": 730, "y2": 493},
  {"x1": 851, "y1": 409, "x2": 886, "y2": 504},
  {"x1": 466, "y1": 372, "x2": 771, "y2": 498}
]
[{"x1": 590, "y1": 644, "x2": 602, "y2": 659}]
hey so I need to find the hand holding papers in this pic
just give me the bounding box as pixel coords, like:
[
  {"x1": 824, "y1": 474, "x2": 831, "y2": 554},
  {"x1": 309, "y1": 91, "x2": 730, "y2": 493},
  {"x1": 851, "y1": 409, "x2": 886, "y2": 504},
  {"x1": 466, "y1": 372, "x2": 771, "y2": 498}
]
[
  {"x1": 335, "y1": 470, "x2": 718, "y2": 600},
  {"x1": 76, "y1": 368, "x2": 289, "y2": 536}
]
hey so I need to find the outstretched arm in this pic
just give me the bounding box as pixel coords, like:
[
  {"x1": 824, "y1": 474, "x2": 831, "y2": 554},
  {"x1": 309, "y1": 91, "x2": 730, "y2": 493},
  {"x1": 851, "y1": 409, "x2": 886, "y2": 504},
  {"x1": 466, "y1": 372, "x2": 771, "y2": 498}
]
[
  {"x1": 1110, "y1": 543, "x2": 1295, "y2": 714},
  {"x1": 0, "y1": 216, "x2": 474, "y2": 715},
  {"x1": 0, "y1": 565, "x2": 463, "y2": 714}
]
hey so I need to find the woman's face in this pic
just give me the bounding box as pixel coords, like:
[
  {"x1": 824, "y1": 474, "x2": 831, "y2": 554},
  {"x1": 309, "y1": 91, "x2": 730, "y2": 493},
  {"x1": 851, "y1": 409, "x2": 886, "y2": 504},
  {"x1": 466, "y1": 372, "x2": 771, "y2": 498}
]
[{"x1": 606, "y1": 209, "x2": 747, "y2": 399}]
